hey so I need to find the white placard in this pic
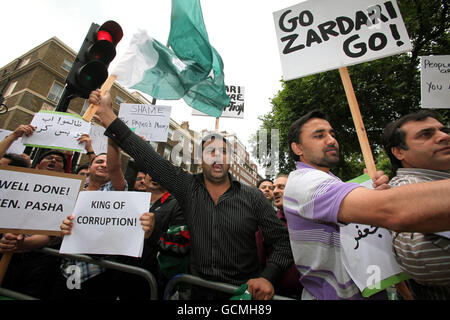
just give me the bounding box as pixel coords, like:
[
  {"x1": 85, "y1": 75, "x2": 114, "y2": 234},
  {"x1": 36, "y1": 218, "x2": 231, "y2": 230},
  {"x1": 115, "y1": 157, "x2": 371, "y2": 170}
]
[
  {"x1": 0, "y1": 129, "x2": 26, "y2": 155},
  {"x1": 22, "y1": 111, "x2": 91, "y2": 152},
  {"x1": 420, "y1": 55, "x2": 450, "y2": 109},
  {"x1": 341, "y1": 175, "x2": 408, "y2": 297},
  {"x1": 89, "y1": 125, "x2": 108, "y2": 155},
  {"x1": 118, "y1": 104, "x2": 172, "y2": 142},
  {"x1": 0, "y1": 166, "x2": 84, "y2": 234},
  {"x1": 192, "y1": 85, "x2": 245, "y2": 118},
  {"x1": 59, "y1": 191, "x2": 150, "y2": 257},
  {"x1": 273, "y1": 0, "x2": 413, "y2": 80}
]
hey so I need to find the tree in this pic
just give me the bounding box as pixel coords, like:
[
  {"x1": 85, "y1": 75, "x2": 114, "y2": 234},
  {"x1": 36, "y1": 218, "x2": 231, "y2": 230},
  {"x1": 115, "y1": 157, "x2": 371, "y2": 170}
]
[{"x1": 252, "y1": 0, "x2": 449, "y2": 181}]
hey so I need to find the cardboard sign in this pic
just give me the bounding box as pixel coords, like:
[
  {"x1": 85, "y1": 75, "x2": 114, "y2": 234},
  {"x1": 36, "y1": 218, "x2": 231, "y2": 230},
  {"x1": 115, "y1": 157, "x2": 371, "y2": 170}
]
[
  {"x1": 341, "y1": 174, "x2": 409, "y2": 297},
  {"x1": 22, "y1": 111, "x2": 91, "y2": 152},
  {"x1": 192, "y1": 85, "x2": 245, "y2": 118},
  {"x1": 273, "y1": 0, "x2": 412, "y2": 80},
  {"x1": 118, "y1": 104, "x2": 171, "y2": 142},
  {"x1": 0, "y1": 166, "x2": 84, "y2": 235},
  {"x1": 420, "y1": 55, "x2": 450, "y2": 109},
  {"x1": 59, "y1": 191, "x2": 150, "y2": 257}
]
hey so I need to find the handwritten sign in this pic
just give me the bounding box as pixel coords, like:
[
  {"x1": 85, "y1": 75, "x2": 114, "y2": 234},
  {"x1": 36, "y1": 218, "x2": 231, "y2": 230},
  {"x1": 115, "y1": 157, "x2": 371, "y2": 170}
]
[
  {"x1": 192, "y1": 85, "x2": 245, "y2": 118},
  {"x1": 0, "y1": 166, "x2": 84, "y2": 235},
  {"x1": 420, "y1": 55, "x2": 450, "y2": 109},
  {"x1": 22, "y1": 111, "x2": 91, "y2": 152},
  {"x1": 89, "y1": 125, "x2": 108, "y2": 155},
  {"x1": 340, "y1": 174, "x2": 409, "y2": 297},
  {"x1": 59, "y1": 191, "x2": 150, "y2": 257},
  {"x1": 273, "y1": 0, "x2": 412, "y2": 80},
  {"x1": 118, "y1": 104, "x2": 171, "y2": 142},
  {"x1": 0, "y1": 129, "x2": 25, "y2": 155}
]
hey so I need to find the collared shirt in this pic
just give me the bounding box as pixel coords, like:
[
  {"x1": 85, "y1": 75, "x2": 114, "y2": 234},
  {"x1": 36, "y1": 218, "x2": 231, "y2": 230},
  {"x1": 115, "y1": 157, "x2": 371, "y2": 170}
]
[
  {"x1": 389, "y1": 168, "x2": 450, "y2": 298},
  {"x1": 60, "y1": 180, "x2": 127, "y2": 283},
  {"x1": 283, "y1": 162, "x2": 372, "y2": 300},
  {"x1": 105, "y1": 118, "x2": 293, "y2": 286}
]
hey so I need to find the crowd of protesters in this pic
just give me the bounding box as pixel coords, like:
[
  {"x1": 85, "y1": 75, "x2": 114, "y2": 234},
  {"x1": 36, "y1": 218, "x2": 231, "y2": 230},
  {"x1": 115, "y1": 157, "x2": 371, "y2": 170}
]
[{"x1": 0, "y1": 93, "x2": 449, "y2": 300}]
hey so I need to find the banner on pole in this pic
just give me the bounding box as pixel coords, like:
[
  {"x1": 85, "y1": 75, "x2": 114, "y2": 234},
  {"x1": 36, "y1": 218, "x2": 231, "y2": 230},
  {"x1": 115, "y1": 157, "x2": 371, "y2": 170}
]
[
  {"x1": 273, "y1": 0, "x2": 412, "y2": 80},
  {"x1": 420, "y1": 55, "x2": 450, "y2": 109},
  {"x1": 118, "y1": 104, "x2": 172, "y2": 142},
  {"x1": 192, "y1": 85, "x2": 245, "y2": 119}
]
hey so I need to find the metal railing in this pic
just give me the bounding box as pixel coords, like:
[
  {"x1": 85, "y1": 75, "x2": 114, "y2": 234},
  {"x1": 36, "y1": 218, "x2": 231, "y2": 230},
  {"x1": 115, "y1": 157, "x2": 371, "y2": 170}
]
[
  {"x1": 1, "y1": 248, "x2": 295, "y2": 301},
  {"x1": 164, "y1": 273, "x2": 295, "y2": 300},
  {"x1": 38, "y1": 247, "x2": 159, "y2": 300}
]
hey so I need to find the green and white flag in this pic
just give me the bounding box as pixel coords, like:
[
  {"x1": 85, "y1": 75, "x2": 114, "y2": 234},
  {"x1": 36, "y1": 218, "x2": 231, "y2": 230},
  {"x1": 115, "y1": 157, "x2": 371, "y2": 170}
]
[{"x1": 113, "y1": 0, "x2": 229, "y2": 118}]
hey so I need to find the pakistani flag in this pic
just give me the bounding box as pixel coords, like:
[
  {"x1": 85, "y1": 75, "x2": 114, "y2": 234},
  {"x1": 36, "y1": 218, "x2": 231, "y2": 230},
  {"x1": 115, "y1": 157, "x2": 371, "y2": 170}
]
[{"x1": 113, "y1": 0, "x2": 230, "y2": 118}]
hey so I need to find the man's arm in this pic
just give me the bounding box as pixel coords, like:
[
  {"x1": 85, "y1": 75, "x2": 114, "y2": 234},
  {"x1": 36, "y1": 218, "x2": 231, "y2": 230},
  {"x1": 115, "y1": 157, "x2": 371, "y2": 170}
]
[
  {"x1": 88, "y1": 90, "x2": 193, "y2": 205},
  {"x1": 0, "y1": 124, "x2": 34, "y2": 158},
  {"x1": 338, "y1": 180, "x2": 450, "y2": 232},
  {"x1": 106, "y1": 137, "x2": 126, "y2": 191}
]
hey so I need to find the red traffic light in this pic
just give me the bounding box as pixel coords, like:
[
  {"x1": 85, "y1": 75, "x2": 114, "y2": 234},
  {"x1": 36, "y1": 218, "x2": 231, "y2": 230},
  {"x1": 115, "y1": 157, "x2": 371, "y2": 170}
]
[{"x1": 97, "y1": 30, "x2": 113, "y2": 43}]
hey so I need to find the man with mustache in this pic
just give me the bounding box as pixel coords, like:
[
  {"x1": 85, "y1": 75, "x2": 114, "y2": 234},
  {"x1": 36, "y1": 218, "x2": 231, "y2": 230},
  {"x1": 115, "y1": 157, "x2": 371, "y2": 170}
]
[
  {"x1": 88, "y1": 89, "x2": 293, "y2": 300},
  {"x1": 383, "y1": 110, "x2": 450, "y2": 300},
  {"x1": 283, "y1": 110, "x2": 450, "y2": 300}
]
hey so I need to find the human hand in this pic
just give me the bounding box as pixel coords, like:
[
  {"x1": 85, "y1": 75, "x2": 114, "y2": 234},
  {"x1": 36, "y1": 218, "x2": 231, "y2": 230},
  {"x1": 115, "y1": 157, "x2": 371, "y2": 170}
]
[
  {"x1": 12, "y1": 124, "x2": 35, "y2": 140},
  {"x1": 78, "y1": 134, "x2": 93, "y2": 152},
  {"x1": 372, "y1": 170, "x2": 390, "y2": 190},
  {"x1": 88, "y1": 90, "x2": 116, "y2": 128},
  {"x1": 246, "y1": 277, "x2": 274, "y2": 300},
  {"x1": 60, "y1": 215, "x2": 75, "y2": 236},
  {"x1": 0, "y1": 233, "x2": 24, "y2": 252},
  {"x1": 140, "y1": 212, "x2": 155, "y2": 239}
]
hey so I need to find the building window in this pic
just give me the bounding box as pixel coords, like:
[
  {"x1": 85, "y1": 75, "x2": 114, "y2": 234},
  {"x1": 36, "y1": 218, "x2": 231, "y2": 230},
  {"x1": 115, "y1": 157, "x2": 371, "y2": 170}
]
[
  {"x1": 48, "y1": 81, "x2": 64, "y2": 102},
  {"x1": 115, "y1": 95, "x2": 125, "y2": 106},
  {"x1": 61, "y1": 59, "x2": 73, "y2": 72},
  {"x1": 4, "y1": 81, "x2": 17, "y2": 97},
  {"x1": 18, "y1": 57, "x2": 31, "y2": 69}
]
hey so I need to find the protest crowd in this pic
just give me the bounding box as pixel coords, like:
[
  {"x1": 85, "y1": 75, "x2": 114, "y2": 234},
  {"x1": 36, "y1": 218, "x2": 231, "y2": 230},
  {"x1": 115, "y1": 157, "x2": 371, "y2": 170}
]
[{"x1": 0, "y1": 0, "x2": 449, "y2": 303}]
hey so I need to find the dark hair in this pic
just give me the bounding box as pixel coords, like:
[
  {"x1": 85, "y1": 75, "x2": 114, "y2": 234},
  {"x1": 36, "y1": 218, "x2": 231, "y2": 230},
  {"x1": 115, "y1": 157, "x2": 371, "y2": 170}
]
[
  {"x1": 36, "y1": 149, "x2": 67, "y2": 170},
  {"x1": 89, "y1": 153, "x2": 107, "y2": 165},
  {"x1": 257, "y1": 178, "x2": 273, "y2": 188},
  {"x1": 288, "y1": 110, "x2": 329, "y2": 161},
  {"x1": 383, "y1": 110, "x2": 443, "y2": 175},
  {"x1": 75, "y1": 163, "x2": 90, "y2": 174},
  {"x1": 2, "y1": 153, "x2": 30, "y2": 168}
]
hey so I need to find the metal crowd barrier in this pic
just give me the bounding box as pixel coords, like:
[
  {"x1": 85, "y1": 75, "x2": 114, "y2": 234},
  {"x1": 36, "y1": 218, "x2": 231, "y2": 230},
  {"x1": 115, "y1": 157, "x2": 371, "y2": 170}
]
[
  {"x1": 1, "y1": 248, "x2": 295, "y2": 301},
  {"x1": 164, "y1": 273, "x2": 295, "y2": 300}
]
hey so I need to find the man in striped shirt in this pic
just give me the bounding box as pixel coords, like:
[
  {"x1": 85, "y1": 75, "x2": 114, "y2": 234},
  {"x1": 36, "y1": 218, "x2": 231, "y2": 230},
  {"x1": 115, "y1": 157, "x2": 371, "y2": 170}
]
[
  {"x1": 383, "y1": 110, "x2": 450, "y2": 299},
  {"x1": 283, "y1": 110, "x2": 450, "y2": 300},
  {"x1": 89, "y1": 90, "x2": 294, "y2": 300}
]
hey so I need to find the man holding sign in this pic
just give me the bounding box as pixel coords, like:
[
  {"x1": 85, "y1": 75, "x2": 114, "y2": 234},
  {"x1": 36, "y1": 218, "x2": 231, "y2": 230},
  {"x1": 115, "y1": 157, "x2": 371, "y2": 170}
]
[
  {"x1": 383, "y1": 110, "x2": 450, "y2": 299},
  {"x1": 52, "y1": 136, "x2": 127, "y2": 300},
  {"x1": 283, "y1": 110, "x2": 450, "y2": 300}
]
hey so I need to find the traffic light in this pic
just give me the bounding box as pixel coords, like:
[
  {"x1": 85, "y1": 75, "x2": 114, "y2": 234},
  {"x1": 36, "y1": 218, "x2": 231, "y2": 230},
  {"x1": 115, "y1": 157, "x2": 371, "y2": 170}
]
[{"x1": 65, "y1": 20, "x2": 123, "y2": 99}]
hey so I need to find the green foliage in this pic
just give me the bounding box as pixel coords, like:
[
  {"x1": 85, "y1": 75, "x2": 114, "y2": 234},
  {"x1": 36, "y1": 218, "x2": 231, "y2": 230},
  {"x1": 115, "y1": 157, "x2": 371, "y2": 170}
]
[{"x1": 251, "y1": 0, "x2": 449, "y2": 181}]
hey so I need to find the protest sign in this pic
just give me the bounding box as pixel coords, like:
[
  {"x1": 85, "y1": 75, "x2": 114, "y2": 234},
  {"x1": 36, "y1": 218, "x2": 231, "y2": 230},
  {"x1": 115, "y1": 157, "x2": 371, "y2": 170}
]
[
  {"x1": 22, "y1": 111, "x2": 91, "y2": 152},
  {"x1": 59, "y1": 191, "x2": 150, "y2": 257},
  {"x1": 273, "y1": 0, "x2": 412, "y2": 80},
  {"x1": 118, "y1": 104, "x2": 171, "y2": 142},
  {"x1": 0, "y1": 129, "x2": 25, "y2": 155},
  {"x1": 340, "y1": 174, "x2": 409, "y2": 297},
  {"x1": 420, "y1": 55, "x2": 450, "y2": 109},
  {"x1": 89, "y1": 125, "x2": 108, "y2": 155},
  {"x1": 192, "y1": 85, "x2": 245, "y2": 119},
  {"x1": 0, "y1": 166, "x2": 84, "y2": 235}
]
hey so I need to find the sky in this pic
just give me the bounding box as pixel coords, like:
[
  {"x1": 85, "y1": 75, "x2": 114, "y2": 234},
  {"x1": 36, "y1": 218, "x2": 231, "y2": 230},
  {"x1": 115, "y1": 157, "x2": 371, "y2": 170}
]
[{"x1": 0, "y1": 0, "x2": 305, "y2": 158}]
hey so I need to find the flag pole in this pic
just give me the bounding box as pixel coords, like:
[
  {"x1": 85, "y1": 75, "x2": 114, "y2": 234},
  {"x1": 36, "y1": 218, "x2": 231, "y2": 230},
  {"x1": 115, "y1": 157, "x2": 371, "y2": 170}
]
[
  {"x1": 82, "y1": 75, "x2": 118, "y2": 122},
  {"x1": 215, "y1": 117, "x2": 220, "y2": 132},
  {"x1": 338, "y1": 67, "x2": 376, "y2": 179}
]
